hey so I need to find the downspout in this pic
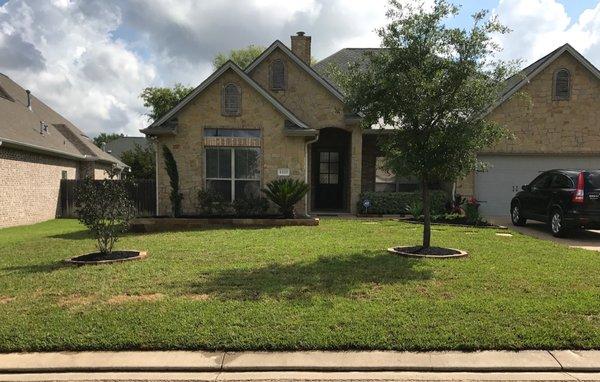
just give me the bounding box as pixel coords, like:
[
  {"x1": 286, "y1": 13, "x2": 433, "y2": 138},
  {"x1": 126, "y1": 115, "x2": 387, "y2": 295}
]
[{"x1": 304, "y1": 133, "x2": 319, "y2": 216}]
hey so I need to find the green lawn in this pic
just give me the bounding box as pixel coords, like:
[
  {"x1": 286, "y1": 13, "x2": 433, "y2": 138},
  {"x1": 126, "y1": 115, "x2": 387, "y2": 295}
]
[{"x1": 0, "y1": 218, "x2": 599, "y2": 352}]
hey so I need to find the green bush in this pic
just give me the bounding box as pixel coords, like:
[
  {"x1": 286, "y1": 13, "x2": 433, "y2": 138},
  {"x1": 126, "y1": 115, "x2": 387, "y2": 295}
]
[
  {"x1": 358, "y1": 190, "x2": 449, "y2": 215},
  {"x1": 262, "y1": 179, "x2": 309, "y2": 218},
  {"x1": 198, "y1": 190, "x2": 230, "y2": 215},
  {"x1": 232, "y1": 195, "x2": 269, "y2": 216}
]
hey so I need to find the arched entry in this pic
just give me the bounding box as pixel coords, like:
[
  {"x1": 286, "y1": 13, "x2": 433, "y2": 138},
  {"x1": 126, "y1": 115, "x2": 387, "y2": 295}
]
[{"x1": 311, "y1": 128, "x2": 351, "y2": 211}]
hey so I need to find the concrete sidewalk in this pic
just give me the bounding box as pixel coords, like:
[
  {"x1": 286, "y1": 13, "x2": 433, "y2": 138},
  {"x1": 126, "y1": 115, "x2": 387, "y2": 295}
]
[{"x1": 1, "y1": 350, "x2": 600, "y2": 373}]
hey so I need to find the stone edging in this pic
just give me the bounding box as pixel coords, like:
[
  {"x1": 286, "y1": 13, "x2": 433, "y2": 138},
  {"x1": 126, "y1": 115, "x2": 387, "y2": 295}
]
[
  {"x1": 387, "y1": 247, "x2": 468, "y2": 259},
  {"x1": 1, "y1": 350, "x2": 599, "y2": 373},
  {"x1": 65, "y1": 251, "x2": 148, "y2": 265}
]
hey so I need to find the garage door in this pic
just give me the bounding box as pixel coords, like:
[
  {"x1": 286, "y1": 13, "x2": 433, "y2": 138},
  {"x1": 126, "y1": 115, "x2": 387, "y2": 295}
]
[{"x1": 475, "y1": 155, "x2": 600, "y2": 216}]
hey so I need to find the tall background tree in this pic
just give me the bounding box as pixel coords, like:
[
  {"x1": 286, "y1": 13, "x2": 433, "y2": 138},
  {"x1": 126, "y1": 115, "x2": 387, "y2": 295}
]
[
  {"x1": 338, "y1": 0, "x2": 516, "y2": 250},
  {"x1": 212, "y1": 44, "x2": 265, "y2": 69},
  {"x1": 140, "y1": 83, "x2": 193, "y2": 122},
  {"x1": 93, "y1": 133, "x2": 124, "y2": 148},
  {"x1": 121, "y1": 144, "x2": 156, "y2": 180}
]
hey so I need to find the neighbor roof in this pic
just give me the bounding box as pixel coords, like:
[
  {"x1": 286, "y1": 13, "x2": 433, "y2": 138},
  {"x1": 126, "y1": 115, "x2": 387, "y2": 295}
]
[
  {"x1": 0, "y1": 73, "x2": 124, "y2": 167},
  {"x1": 142, "y1": 61, "x2": 314, "y2": 136},
  {"x1": 245, "y1": 40, "x2": 345, "y2": 102},
  {"x1": 313, "y1": 48, "x2": 383, "y2": 92},
  {"x1": 104, "y1": 136, "x2": 150, "y2": 160}
]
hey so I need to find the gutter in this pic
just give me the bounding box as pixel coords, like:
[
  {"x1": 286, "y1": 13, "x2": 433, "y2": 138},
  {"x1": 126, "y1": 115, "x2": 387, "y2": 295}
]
[{"x1": 0, "y1": 137, "x2": 123, "y2": 168}]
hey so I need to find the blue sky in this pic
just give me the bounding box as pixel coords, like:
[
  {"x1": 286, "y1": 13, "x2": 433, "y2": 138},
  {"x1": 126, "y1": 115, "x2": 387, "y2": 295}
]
[{"x1": 1, "y1": 0, "x2": 600, "y2": 137}]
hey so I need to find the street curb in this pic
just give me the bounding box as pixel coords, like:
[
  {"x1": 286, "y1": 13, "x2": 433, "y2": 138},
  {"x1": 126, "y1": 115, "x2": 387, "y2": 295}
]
[{"x1": 0, "y1": 350, "x2": 599, "y2": 374}]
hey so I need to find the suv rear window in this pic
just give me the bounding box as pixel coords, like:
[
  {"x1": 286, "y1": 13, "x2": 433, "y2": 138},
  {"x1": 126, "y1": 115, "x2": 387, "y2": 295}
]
[{"x1": 586, "y1": 171, "x2": 600, "y2": 188}]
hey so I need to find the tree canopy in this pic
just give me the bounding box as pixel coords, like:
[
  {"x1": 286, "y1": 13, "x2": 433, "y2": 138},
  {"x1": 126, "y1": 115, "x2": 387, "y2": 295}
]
[
  {"x1": 140, "y1": 83, "x2": 193, "y2": 122},
  {"x1": 121, "y1": 143, "x2": 155, "y2": 180},
  {"x1": 212, "y1": 45, "x2": 265, "y2": 69},
  {"x1": 338, "y1": 0, "x2": 517, "y2": 248},
  {"x1": 92, "y1": 133, "x2": 124, "y2": 148}
]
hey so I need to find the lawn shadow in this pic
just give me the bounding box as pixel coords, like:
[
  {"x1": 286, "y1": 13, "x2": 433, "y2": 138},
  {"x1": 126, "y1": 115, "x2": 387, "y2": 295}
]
[
  {"x1": 49, "y1": 229, "x2": 92, "y2": 240},
  {"x1": 184, "y1": 250, "x2": 432, "y2": 299}
]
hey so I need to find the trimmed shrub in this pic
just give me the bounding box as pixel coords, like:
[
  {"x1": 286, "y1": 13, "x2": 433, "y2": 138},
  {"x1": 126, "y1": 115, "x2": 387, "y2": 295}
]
[
  {"x1": 358, "y1": 190, "x2": 449, "y2": 215},
  {"x1": 232, "y1": 195, "x2": 269, "y2": 216}
]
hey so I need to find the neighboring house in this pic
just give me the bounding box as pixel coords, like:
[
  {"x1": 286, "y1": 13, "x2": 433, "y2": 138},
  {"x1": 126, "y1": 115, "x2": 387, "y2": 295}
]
[
  {"x1": 142, "y1": 33, "x2": 600, "y2": 217},
  {"x1": 0, "y1": 73, "x2": 125, "y2": 228},
  {"x1": 104, "y1": 136, "x2": 150, "y2": 160}
]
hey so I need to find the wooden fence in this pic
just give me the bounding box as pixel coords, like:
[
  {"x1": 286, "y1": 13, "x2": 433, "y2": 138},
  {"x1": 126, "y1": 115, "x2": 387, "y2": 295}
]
[{"x1": 58, "y1": 179, "x2": 156, "y2": 218}]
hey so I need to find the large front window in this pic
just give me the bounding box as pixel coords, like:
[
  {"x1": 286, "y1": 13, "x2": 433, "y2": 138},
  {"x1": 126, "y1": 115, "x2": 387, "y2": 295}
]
[{"x1": 205, "y1": 148, "x2": 260, "y2": 201}]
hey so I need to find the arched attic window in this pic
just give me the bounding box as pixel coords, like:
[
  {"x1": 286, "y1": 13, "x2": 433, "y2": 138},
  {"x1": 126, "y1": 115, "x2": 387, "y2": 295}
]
[
  {"x1": 222, "y1": 83, "x2": 241, "y2": 116},
  {"x1": 554, "y1": 69, "x2": 571, "y2": 100},
  {"x1": 270, "y1": 59, "x2": 285, "y2": 90}
]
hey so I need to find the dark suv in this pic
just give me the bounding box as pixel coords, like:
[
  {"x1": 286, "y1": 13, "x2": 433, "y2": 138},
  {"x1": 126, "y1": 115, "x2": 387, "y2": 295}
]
[{"x1": 510, "y1": 169, "x2": 600, "y2": 237}]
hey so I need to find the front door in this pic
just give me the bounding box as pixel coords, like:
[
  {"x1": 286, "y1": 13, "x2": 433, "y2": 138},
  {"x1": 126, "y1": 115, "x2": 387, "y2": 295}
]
[{"x1": 315, "y1": 150, "x2": 343, "y2": 210}]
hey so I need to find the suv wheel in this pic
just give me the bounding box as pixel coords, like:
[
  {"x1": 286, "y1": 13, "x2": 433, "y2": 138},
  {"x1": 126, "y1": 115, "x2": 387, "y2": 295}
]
[
  {"x1": 511, "y1": 204, "x2": 526, "y2": 226},
  {"x1": 550, "y1": 209, "x2": 568, "y2": 237}
]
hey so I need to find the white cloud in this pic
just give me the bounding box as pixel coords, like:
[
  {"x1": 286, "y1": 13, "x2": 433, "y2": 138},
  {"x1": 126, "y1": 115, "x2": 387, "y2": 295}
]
[
  {"x1": 2, "y1": 0, "x2": 597, "y2": 139},
  {"x1": 495, "y1": 0, "x2": 600, "y2": 67}
]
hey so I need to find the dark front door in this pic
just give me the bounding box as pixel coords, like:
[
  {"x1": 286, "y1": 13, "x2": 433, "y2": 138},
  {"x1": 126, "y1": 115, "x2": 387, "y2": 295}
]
[{"x1": 315, "y1": 150, "x2": 343, "y2": 210}]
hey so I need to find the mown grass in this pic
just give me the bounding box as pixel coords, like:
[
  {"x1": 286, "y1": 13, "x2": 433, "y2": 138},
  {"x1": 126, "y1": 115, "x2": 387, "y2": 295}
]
[{"x1": 0, "y1": 218, "x2": 599, "y2": 352}]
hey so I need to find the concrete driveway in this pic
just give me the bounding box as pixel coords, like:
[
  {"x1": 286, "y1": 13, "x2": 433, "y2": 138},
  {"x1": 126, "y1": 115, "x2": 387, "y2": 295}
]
[{"x1": 488, "y1": 216, "x2": 600, "y2": 252}]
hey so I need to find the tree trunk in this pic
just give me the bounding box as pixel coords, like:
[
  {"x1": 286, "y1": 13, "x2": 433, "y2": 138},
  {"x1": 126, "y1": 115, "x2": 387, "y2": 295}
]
[{"x1": 421, "y1": 178, "x2": 431, "y2": 249}]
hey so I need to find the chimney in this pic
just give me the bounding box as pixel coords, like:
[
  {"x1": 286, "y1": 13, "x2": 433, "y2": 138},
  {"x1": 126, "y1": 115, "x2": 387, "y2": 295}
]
[
  {"x1": 25, "y1": 89, "x2": 32, "y2": 111},
  {"x1": 291, "y1": 31, "x2": 311, "y2": 65}
]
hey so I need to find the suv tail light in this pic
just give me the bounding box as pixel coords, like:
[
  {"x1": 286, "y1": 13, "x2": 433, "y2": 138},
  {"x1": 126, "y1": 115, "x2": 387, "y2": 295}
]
[{"x1": 572, "y1": 172, "x2": 585, "y2": 204}]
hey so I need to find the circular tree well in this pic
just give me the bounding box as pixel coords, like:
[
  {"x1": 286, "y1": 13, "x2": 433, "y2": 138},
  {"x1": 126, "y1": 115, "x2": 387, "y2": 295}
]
[
  {"x1": 388, "y1": 246, "x2": 467, "y2": 259},
  {"x1": 66, "y1": 251, "x2": 147, "y2": 265}
]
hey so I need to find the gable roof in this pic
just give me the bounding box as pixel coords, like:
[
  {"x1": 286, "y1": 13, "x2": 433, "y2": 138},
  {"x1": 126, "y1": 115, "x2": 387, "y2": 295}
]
[
  {"x1": 141, "y1": 61, "x2": 312, "y2": 135},
  {"x1": 0, "y1": 73, "x2": 124, "y2": 167},
  {"x1": 245, "y1": 40, "x2": 345, "y2": 102},
  {"x1": 313, "y1": 48, "x2": 383, "y2": 93},
  {"x1": 489, "y1": 43, "x2": 600, "y2": 113}
]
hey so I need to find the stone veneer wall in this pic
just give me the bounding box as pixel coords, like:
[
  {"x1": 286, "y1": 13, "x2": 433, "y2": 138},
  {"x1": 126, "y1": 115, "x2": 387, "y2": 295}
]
[
  {"x1": 155, "y1": 68, "x2": 307, "y2": 216},
  {"x1": 456, "y1": 52, "x2": 600, "y2": 196},
  {"x1": 0, "y1": 146, "x2": 78, "y2": 228}
]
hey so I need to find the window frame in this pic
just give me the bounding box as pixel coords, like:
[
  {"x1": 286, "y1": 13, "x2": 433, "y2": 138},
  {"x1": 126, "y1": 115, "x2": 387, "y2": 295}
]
[
  {"x1": 221, "y1": 83, "x2": 242, "y2": 116},
  {"x1": 204, "y1": 147, "x2": 261, "y2": 202},
  {"x1": 270, "y1": 59, "x2": 286, "y2": 91},
  {"x1": 553, "y1": 68, "x2": 571, "y2": 101}
]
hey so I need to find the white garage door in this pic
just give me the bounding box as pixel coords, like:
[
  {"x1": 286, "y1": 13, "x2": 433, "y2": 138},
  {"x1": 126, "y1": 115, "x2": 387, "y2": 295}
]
[{"x1": 475, "y1": 155, "x2": 600, "y2": 216}]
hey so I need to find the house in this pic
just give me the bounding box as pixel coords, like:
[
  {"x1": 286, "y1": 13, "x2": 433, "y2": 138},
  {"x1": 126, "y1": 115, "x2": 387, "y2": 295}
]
[
  {"x1": 0, "y1": 73, "x2": 125, "y2": 228},
  {"x1": 104, "y1": 136, "x2": 151, "y2": 160},
  {"x1": 142, "y1": 33, "x2": 600, "y2": 217}
]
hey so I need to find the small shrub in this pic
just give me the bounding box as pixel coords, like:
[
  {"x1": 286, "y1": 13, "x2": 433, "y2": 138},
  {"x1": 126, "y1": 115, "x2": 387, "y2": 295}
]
[
  {"x1": 406, "y1": 201, "x2": 423, "y2": 218},
  {"x1": 232, "y1": 195, "x2": 269, "y2": 216},
  {"x1": 358, "y1": 190, "x2": 448, "y2": 215},
  {"x1": 198, "y1": 189, "x2": 230, "y2": 215},
  {"x1": 262, "y1": 179, "x2": 309, "y2": 218},
  {"x1": 463, "y1": 197, "x2": 482, "y2": 225},
  {"x1": 75, "y1": 170, "x2": 136, "y2": 254}
]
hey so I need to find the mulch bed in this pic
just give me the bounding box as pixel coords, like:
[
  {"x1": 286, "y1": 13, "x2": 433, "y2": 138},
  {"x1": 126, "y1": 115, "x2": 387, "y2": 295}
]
[
  {"x1": 66, "y1": 250, "x2": 147, "y2": 265},
  {"x1": 405, "y1": 218, "x2": 504, "y2": 229},
  {"x1": 388, "y1": 246, "x2": 468, "y2": 258}
]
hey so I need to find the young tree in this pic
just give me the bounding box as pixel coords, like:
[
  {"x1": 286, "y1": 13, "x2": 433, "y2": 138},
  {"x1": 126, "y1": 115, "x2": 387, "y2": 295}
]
[
  {"x1": 212, "y1": 44, "x2": 265, "y2": 69},
  {"x1": 93, "y1": 133, "x2": 124, "y2": 148},
  {"x1": 75, "y1": 168, "x2": 136, "y2": 254},
  {"x1": 339, "y1": 0, "x2": 515, "y2": 248},
  {"x1": 121, "y1": 144, "x2": 156, "y2": 180},
  {"x1": 140, "y1": 84, "x2": 193, "y2": 121}
]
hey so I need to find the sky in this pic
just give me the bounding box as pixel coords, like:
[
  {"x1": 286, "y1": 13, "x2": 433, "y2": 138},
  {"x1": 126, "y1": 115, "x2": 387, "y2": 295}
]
[{"x1": 1, "y1": 0, "x2": 600, "y2": 138}]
